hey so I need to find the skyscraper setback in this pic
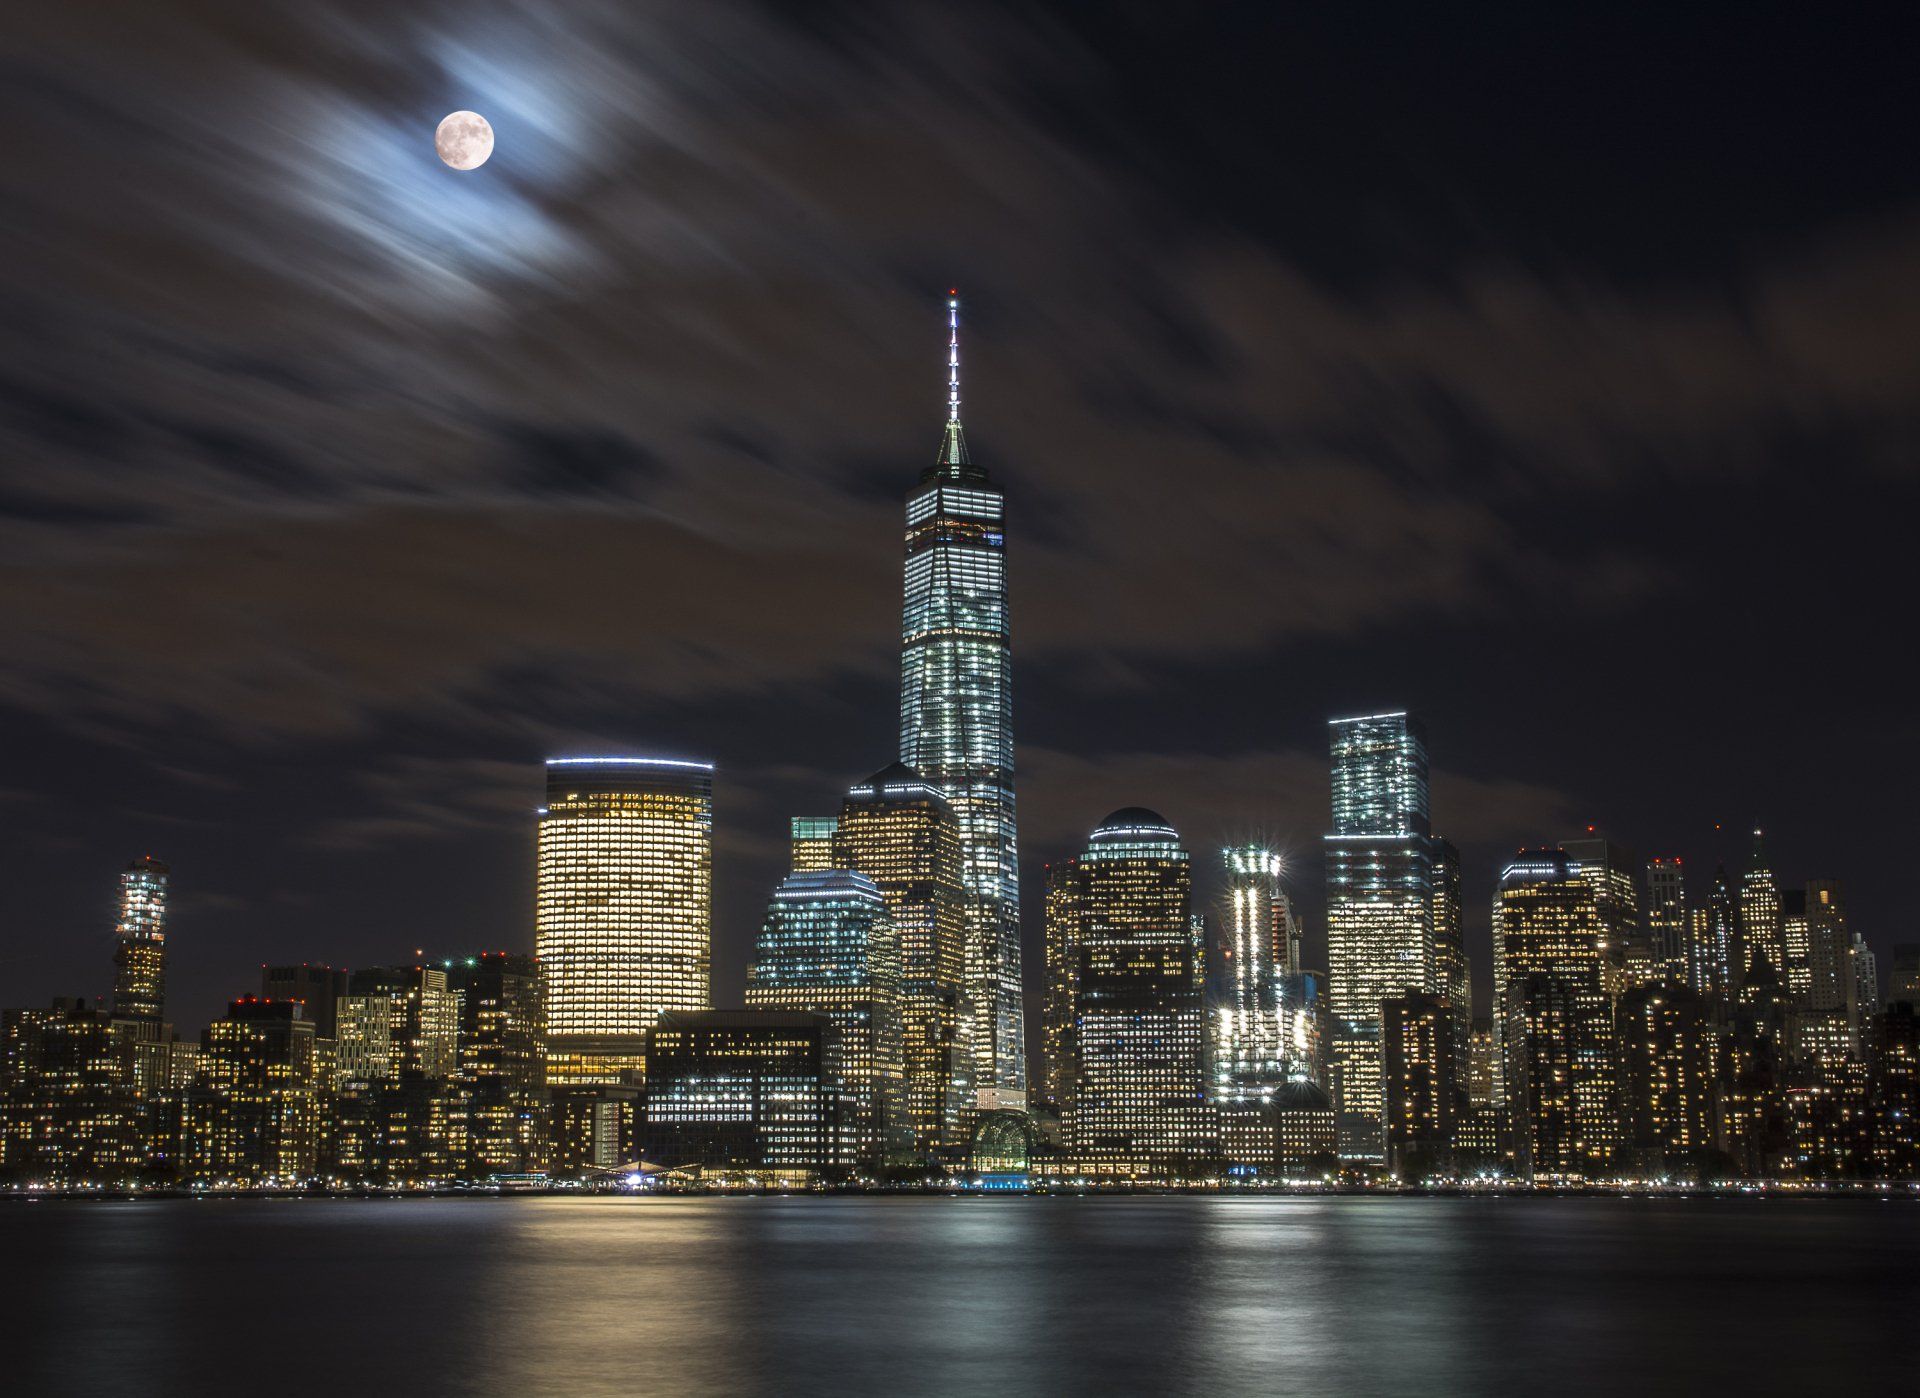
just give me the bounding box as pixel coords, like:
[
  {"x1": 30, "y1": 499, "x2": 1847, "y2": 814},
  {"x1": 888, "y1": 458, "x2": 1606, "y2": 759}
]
[{"x1": 897, "y1": 294, "x2": 1023, "y2": 1106}]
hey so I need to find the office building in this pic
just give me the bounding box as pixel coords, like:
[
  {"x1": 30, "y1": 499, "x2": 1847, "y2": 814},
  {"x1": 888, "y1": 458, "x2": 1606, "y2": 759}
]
[
  {"x1": 832, "y1": 763, "x2": 969, "y2": 1152},
  {"x1": 1049, "y1": 809, "x2": 1209, "y2": 1175},
  {"x1": 1739, "y1": 829, "x2": 1785, "y2": 978},
  {"x1": 897, "y1": 295, "x2": 1023, "y2": 1106},
  {"x1": 745, "y1": 868, "x2": 903, "y2": 1164},
  {"x1": 1325, "y1": 711, "x2": 1435, "y2": 1163},
  {"x1": 1494, "y1": 849, "x2": 1616, "y2": 1179},
  {"x1": 640, "y1": 1011, "x2": 846, "y2": 1182},
  {"x1": 537, "y1": 755, "x2": 713, "y2": 1083},
  {"x1": 1645, "y1": 857, "x2": 1688, "y2": 984},
  {"x1": 1564, "y1": 836, "x2": 1640, "y2": 994},
  {"x1": 448, "y1": 952, "x2": 547, "y2": 1177},
  {"x1": 789, "y1": 816, "x2": 839, "y2": 873}
]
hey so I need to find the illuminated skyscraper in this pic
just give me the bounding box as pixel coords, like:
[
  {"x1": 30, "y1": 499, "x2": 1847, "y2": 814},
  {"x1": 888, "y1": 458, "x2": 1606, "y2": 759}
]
[
  {"x1": 112, "y1": 856, "x2": 169, "y2": 1025},
  {"x1": 1740, "y1": 829, "x2": 1785, "y2": 978},
  {"x1": 897, "y1": 294, "x2": 1023, "y2": 1106},
  {"x1": 537, "y1": 756, "x2": 713, "y2": 1083},
  {"x1": 1564, "y1": 836, "x2": 1639, "y2": 994},
  {"x1": 1690, "y1": 865, "x2": 1740, "y2": 998},
  {"x1": 832, "y1": 763, "x2": 970, "y2": 1152},
  {"x1": 1325, "y1": 711, "x2": 1435, "y2": 1162},
  {"x1": 448, "y1": 953, "x2": 547, "y2": 1176},
  {"x1": 1645, "y1": 857, "x2": 1688, "y2": 984},
  {"x1": 1051, "y1": 810, "x2": 1209, "y2": 1175},
  {"x1": 789, "y1": 817, "x2": 839, "y2": 873},
  {"x1": 745, "y1": 868, "x2": 904, "y2": 1163},
  {"x1": 1212, "y1": 845, "x2": 1293, "y2": 1105},
  {"x1": 1430, "y1": 836, "x2": 1472, "y2": 1096},
  {"x1": 1494, "y1": 849, "x2": 1617, "y2": 1179}
]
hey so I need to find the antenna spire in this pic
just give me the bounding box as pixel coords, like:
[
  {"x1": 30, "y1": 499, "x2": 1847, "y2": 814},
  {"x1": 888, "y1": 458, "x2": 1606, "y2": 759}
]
[{"x1": 947, "y1": 290, "x2": 961, "y2": 424}]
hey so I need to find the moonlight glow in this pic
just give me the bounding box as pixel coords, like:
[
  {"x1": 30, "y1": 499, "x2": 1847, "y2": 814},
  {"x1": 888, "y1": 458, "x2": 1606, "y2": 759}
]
[{"x1": 435, "y1": 111, "x2": 494, "y2": 170}]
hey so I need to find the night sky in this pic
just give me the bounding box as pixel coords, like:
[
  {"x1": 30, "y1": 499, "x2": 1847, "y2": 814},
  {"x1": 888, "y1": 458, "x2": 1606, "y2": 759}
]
[{"x1": 4, "y1": 2, "x2": 1915, "y2": 1046}]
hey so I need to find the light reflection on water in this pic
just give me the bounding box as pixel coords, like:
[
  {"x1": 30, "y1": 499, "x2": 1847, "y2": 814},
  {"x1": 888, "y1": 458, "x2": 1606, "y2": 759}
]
[{"x1": 6, "y1": 1195, "x2": 1915, "y2": 1396}]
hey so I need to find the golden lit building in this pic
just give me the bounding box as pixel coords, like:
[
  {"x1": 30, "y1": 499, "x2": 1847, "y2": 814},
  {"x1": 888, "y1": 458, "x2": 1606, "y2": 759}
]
[
  {"x1": 1494, "y1": 849, "x2": 1617, "y2": 1180},
  {"x1": 789, "y1": 816, "x2": 839, "y2": 873},
  {"x1": 0, "y1": 998, "x2": 148, "y2": 1188},
  {"x1": 537, "y1": 756, "x2": 713, "y2": 1083},
  {"x1": 831, "y1": 763, "x2": 968, "y2": 1152}
]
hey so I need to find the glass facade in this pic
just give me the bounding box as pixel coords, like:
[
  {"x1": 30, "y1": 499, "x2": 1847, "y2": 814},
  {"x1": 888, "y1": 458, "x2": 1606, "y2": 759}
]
[
  {"x1": 1325, "y1": 711, "x2": 1435, "y2": 1162},
  {"x1": 536, "y1": 757, "x2": 713, "y2": 1080},
  {"x1": 898, "y1": 296, "x2": 1023, "y2": 1104},
  {"x1": 744, "y1": 868, "x2": 904, "y2": 1163}
]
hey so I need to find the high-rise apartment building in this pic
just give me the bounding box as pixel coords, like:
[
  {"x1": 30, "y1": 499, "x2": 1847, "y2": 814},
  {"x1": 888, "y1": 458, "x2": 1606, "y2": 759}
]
[
  {"x1": 1325, "y1": 711, "x2": 1435, "y2": 1162},
  {"x1": 0, "y1": 998, "x2": 148, "y2": 1187},
  {"x1": 1616, "y1": 982, "x2": 1715, "y2": 1180},
  {"x1": 1494, "y1": 849, "x2": 1616, "y2": 1179},
  {"x1": 832, "y1": 763, "x2": 969, "y2": 1152},
  {"x1": 183, "y1": 999, "x2": 318, "y2": 1188},
  {"x1": 1049, "y1": 810, "x2": 1208, "y2": 1175},
  {"x1": 745, "y1": 868, "x2": 903, "y2": 1163},
  {"x1": 448, "y1": 952, "x2": 547, "y2": 1176},
  {"x1": 337, "y1": 965, "x2": 459, "y2": 1083},
  {"x1": 897, "y1": 296, "x2": 1022, "y2": 1106},
  {"x1": 112, "y1": 856, "x2": 169, "y2": 1025},
  {"x1": 1213, "y1": 845, "x2": 1293, "y2": 1105},
  {"x1": 537, "y1": 756, "x2": 713, "y2": 1083}
]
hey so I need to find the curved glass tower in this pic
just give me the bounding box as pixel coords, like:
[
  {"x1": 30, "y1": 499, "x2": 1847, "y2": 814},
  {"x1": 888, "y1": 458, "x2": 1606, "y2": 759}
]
[{"x1": 899, "y1": 293, "x2": 1024, "y2": 1104}]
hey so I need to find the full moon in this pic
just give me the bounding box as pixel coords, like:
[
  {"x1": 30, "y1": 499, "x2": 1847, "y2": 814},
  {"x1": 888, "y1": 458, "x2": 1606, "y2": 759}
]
[{"x1": 435, "y1": 111, "x2": 494, "y2": 171}]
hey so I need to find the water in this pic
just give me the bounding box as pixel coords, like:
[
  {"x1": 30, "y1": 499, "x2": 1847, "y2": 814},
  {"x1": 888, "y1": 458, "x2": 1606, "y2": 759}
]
[{"x1": 5, "y1": 1195, "x2": 1912, "y2": 1396}]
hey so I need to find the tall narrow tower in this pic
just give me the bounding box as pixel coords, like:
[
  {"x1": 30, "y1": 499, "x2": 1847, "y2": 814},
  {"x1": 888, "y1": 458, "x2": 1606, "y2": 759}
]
[
  {"x1": 898, "y1": 292, "x2": 1024, "y2": 1105},
  {"x1": 112, "y1": 855, "x2": 169, "y2": 1024}
]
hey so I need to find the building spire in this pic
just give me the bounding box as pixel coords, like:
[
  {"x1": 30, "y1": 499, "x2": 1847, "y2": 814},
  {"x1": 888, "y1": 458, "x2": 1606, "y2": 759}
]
[{"x1": 933, "y1": 288, "x2": 972, "y2": 473}]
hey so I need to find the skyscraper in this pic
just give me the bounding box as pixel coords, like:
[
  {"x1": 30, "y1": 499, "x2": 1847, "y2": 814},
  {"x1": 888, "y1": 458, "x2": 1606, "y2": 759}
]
[
  {"x1": 1740, "y1": 829, "x2": 1785, "y2": 978},
  {"x1": 536, "y1": 756, "x2": 713, "y2": 1083},
  {"x1": 1494, "y1": 849, "x2": 1617, "y2": 1179},
  {"x1": 1429, "y1": 835, "x2": 1472, "y2": 1098},
  {"x1": 1050, "y1": 809, "x2": 1209, "y2": 1175},
  {"x1": 745, "y1": 868, "x2": 904, "y2": 1163},
  {"x1": 1645, "y1": 857, "x2": 1687, "y2": 984},
  {"x1": 789, "y1": 816, "x2": 839, "y2": 873},
  {"x1": 897, "y1": 294, "x2": 1023, "y2": 1106},
  {"x1": 1212, "y1": 844, "x2": 1293, "y2": 1105},
  {"x1": 1564, "y1": 836, "x2": 1640, "y2": 994},
  {"x1": 1382, "y1": 991, "x2": 1457, "y2": 1181},
  {"x1": 1325, "y1": 711, "x2": 1435, "y2": 1162},
  {"x1": 1616, "y1": 982, "x2": 1715, "y2": 1181},
  {"x1": 832, "y1": 763, "x2": 970, "y2": 1152},
  {"x1": 1690, "y1": 865, "x2": 1740, "y2": 998},
  {"x1": 112, "y1": 856, "x2": 169, "y2": 1025}
]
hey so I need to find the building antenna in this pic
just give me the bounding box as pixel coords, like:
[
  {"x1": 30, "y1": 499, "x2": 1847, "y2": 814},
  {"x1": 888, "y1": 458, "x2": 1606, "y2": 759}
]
[{"x1": 947, "y1": 289, "x2": 961, "y2": 424}]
